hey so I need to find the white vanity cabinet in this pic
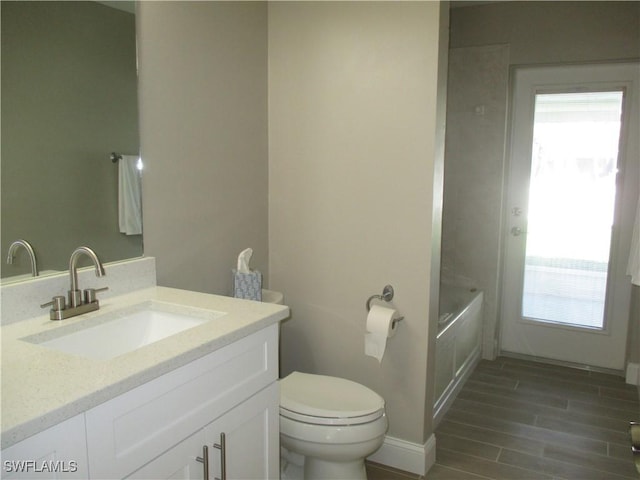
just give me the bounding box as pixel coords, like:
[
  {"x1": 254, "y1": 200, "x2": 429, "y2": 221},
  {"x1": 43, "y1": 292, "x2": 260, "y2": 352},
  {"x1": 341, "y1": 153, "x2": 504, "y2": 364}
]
[
  {"x1": 202, "y1": 381, "x2": 279, "y2": 480},
  {"x1": 86, "y1": 323, "x2": 279, "y2": 479},
  {"x1": 0, "y1": 415, "x2": 89, "y2": 480},
  {"x1": 2, "y1": 324, "x2": 280, "y2": 480},
  {"x1": 130, "y1": 382, "x2": 279, "y2": 480},
  {"x1": 125, "y1": 427, "x2": 207, "y2": 480}
]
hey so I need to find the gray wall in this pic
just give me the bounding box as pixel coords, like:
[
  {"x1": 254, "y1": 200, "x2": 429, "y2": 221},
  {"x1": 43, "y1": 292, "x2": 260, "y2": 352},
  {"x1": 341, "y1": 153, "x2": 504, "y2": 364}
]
[
  {"x1": 1, "y1": 1, "x2": 141, "y2": 276},
  {"x1": 137, "y1": 1, "x2": 269, "y2": 295},
  {"x1": 138, "y1": 0, "x2": 448, "y2": 448},
  {"x1": 444, "y1": 1, "x2": 640, "y2": 363},
  {"x1": 269, "y1": 1, "x2": 447, "y2": 444},
  {"x1": 451, "y1": 1, "x2": 639, "y2": 65}
]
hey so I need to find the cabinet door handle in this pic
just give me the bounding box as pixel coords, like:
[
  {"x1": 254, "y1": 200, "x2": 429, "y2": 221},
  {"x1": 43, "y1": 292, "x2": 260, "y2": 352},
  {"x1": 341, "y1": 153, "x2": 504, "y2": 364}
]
[
  {"x1": 196, "y1": 445, "x2": 209, "y2": 479},
  {"x1": 213, "y1": 432, "x2": 226, "y2": 480}
]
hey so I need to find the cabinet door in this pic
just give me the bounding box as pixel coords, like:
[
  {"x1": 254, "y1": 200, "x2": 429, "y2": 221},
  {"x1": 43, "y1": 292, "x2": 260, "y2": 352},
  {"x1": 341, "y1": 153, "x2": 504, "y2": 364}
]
[
  {"x1": 127, "y1": 429, "x2": 207, "y2": 480},
  {"x1": 86, "y1": 324, "x2": 279, "y2": 479},
  {"x1": 1, "y1": 415, "x2": 89, "y2": 480},
  {"x1": 205, "y1": 383, "x2": 279, "y2": 480}
]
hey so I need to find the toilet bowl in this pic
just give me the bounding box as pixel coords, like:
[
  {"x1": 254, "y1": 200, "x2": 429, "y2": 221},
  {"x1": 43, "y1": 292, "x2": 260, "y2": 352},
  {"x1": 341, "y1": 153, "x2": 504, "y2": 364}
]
[{"x1": 280, "y1": 371, "x2": 388, "y2": 480}]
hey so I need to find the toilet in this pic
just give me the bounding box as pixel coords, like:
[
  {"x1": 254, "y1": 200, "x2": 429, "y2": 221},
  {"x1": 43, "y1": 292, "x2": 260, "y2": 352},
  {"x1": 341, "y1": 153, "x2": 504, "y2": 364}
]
[
  {"x1": 279, "y1": 371, "x2": 388, "y2": 480},
  {"x1": 261, "y1": 290, "x2": 387, "y2": 479}
]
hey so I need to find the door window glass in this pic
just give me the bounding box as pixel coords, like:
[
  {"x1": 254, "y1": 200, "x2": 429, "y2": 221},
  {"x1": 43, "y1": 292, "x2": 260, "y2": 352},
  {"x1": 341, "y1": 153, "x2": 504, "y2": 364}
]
[{"x1": 522, "y1": 91, "x2": 624, "y2": 329}]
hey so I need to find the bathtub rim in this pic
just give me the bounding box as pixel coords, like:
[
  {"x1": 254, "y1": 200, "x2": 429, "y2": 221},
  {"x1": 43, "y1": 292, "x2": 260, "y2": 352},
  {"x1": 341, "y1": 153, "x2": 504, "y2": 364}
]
[{"x1": 437, "y1": 285, "x2": 483, "y2": 338}]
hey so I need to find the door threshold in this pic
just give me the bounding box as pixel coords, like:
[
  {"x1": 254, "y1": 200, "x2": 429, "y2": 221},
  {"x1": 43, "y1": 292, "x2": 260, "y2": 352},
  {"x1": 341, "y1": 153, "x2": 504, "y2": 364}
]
[{"x1": 499, "y1": 351, "x2": 625, "y2": 378}]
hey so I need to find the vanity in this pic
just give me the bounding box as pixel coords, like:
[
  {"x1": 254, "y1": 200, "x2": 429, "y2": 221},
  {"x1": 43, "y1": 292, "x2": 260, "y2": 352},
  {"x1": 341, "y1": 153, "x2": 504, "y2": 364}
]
[{"x1": 1, "y1": 260, "x2": 289, "y2": 480}]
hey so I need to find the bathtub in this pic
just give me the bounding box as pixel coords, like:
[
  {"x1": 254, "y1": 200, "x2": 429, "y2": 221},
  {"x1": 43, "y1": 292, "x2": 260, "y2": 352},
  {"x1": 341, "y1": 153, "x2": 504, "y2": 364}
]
[{"x1": 433, "y1": 284, "x2": 483, "y2": 427}]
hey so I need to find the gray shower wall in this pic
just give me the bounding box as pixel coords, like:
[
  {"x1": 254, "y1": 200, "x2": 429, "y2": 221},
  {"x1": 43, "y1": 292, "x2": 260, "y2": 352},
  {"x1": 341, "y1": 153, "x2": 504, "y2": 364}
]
[{"x1": 442, "y1": 44, "x2": 509, "y2": 359}]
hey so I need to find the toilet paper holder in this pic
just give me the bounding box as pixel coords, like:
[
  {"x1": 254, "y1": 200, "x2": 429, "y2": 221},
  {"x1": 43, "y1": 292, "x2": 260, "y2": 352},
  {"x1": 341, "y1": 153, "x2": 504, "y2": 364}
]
[{"x1": 366, "y1": 285, "x2": 404, "y2": 326}]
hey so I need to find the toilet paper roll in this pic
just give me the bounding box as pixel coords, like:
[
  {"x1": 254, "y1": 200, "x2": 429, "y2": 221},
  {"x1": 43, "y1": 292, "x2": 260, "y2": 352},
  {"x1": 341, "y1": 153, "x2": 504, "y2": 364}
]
[{"x1": 364, "y1": 305, "x2": 399, "y2": 363}]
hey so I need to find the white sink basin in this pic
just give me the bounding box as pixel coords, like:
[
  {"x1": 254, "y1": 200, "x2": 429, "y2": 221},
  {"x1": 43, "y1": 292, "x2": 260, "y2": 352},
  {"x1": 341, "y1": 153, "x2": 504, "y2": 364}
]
[{"x1": 23, "y1": 301, "x2": 226, "y2": 360}]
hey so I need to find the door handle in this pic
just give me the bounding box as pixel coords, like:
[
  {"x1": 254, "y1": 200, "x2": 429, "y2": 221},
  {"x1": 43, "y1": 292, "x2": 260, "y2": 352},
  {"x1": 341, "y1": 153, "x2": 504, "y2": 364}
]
[
  {"x1": 196, "y1": 445, "x2": 209, "y2": 479},
  {"x1": 510, "y1": 227, "x2": 526, "y2": 236},
  {"x1": 213, "y1": 432, "x2": 226, "y2": 480}
]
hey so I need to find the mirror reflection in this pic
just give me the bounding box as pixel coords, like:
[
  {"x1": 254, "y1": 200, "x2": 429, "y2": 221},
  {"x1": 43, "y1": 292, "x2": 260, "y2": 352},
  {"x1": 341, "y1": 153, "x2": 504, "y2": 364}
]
[{"x1": 1, "y1": 1, "x2": 141, "y2": 282}]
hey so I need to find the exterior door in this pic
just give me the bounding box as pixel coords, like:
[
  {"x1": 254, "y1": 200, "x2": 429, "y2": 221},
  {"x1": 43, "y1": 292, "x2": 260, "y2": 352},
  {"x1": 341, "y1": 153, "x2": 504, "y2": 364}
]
[{"x1": 500, "y1": 63, "x2": 639, "y2": 370}]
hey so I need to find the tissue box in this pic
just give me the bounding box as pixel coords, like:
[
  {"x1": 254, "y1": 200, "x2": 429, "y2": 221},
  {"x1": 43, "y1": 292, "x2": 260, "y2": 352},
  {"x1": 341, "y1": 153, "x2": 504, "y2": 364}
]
[{"x1": 232, "y1": 269, "x2": 262, "y2": 301}]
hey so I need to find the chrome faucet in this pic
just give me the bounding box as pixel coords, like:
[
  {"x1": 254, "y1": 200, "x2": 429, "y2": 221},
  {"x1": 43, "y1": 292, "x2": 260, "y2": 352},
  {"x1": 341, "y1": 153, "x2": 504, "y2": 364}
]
[
  {"x1": 68, "y1": 246, "x2": 105, "y2": 307},
  {"x1": 41, "y1": 246, "x2": 108, "y2": 321},
  {"x1": 6, "y1": 239, "x2": 39, "y2": 277}
]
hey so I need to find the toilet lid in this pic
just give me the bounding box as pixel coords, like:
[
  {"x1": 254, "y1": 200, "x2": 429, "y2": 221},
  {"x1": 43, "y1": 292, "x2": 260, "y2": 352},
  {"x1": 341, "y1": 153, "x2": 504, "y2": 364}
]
[{"x1": 280, "y1": 372, "x2": 385, "y2": 425}]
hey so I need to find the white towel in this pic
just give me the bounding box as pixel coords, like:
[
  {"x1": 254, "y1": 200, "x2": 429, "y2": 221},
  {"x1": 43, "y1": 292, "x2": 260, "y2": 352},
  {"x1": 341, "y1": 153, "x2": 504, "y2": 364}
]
[
  {"x1": 628, "y1": 191, "x2": 640, "y2": 286},
  {"x1": 118, "y1": 155, "x2": 142, "y2": 235}
]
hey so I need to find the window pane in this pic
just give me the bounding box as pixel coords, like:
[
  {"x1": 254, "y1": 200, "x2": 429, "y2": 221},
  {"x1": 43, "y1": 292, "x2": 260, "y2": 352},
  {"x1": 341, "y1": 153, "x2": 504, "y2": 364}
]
[{"x1": 522, "y1": 91, "x2": 623, "y2": 328}]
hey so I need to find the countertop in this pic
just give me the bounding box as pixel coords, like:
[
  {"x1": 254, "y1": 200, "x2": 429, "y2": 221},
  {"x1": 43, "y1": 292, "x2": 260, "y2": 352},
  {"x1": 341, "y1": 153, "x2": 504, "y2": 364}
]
[{"x1": 1, "y1": 286, "x2": 289, "y2": 449}]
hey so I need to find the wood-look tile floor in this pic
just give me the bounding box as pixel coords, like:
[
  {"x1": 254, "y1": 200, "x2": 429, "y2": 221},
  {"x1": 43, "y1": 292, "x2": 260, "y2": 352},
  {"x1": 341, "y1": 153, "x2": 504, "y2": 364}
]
[{"x1": 366, "y1": 356, "x2": 640, "y2": 480}]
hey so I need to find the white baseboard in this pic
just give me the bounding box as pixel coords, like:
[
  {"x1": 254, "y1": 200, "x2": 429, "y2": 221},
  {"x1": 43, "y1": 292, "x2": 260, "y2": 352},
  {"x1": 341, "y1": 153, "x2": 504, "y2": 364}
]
[
  {"x1": 626, "y1": 362, "x2": 640, "y2": 385},
  {"x1": 367, "y1": 434, "x2": 436, "y2": 476}
]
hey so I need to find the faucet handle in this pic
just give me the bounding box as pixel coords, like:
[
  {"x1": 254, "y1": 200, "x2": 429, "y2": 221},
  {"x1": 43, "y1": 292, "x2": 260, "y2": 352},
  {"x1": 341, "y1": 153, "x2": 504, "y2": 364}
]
[
  {"x1": 40, "y1": 296, "x2": 66, "y2": 311},
  {"x1": 84, "y1": 286, "x2": 109, "y2": 304}
]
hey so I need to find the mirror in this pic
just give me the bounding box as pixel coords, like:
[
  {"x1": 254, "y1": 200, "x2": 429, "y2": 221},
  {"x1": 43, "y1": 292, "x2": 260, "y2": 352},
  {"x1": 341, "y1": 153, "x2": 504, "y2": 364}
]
[{"x1": 1, "y1": 1, "x2": 141, "y2": 282}]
